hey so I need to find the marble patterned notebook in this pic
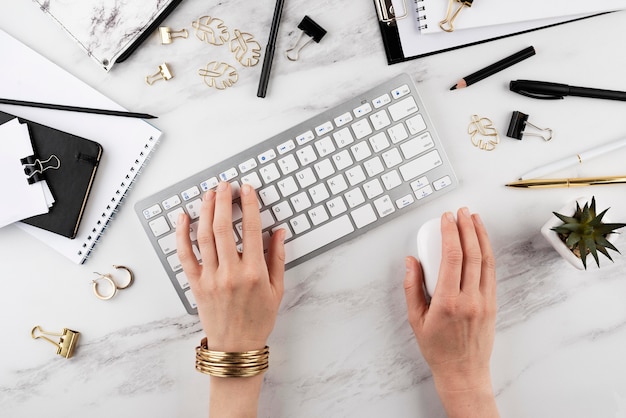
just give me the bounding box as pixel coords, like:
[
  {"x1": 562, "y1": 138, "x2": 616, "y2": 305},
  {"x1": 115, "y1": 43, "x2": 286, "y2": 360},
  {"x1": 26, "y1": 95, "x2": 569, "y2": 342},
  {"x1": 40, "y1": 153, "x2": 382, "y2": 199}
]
[{"x1": 32, "y1": 0, "x2": 181, "y2": 71}]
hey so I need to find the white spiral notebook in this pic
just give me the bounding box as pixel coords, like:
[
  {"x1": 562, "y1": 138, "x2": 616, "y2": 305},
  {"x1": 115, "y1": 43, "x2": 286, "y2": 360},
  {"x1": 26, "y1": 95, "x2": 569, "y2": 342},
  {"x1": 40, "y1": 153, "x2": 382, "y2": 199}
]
[
  {"x1": 415, "y1": 0, "x2": 625, "y2": 34},
  {"x1": 0, "y1": 29, "x2": 161, "y2": 264}
]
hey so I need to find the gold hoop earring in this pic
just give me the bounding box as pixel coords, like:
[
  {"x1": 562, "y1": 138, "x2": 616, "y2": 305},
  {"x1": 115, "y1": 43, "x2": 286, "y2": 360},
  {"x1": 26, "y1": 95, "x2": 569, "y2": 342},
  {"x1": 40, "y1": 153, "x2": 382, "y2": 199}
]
[
  {"x1": 112, "y1": 265, "x2": 134, "y2": 290},
  {"x1": 92, "y1": 273, "x2": 117, "y2": 300}
]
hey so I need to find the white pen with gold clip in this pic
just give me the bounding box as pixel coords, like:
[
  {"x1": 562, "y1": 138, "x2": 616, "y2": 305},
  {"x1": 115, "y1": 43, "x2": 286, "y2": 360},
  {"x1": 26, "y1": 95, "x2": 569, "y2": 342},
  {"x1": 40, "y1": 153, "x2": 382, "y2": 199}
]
[{"x1": 518, "y1": 136, "x2": 626, "y2": 180}]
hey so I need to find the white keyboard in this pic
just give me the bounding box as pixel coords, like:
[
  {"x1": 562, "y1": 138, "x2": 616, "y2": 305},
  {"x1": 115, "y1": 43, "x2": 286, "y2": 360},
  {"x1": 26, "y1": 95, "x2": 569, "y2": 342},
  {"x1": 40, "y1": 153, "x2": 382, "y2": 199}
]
[{"x1": 135, "y1": 74, "x2": 457, "y2": 314}]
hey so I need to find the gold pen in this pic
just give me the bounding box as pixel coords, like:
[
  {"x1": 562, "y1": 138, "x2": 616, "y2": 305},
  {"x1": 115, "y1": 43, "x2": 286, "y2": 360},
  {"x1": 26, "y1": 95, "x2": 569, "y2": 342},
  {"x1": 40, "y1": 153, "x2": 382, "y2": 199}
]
[{"x1": 506, "y1": 175, "x2": 626, "y2": 188}]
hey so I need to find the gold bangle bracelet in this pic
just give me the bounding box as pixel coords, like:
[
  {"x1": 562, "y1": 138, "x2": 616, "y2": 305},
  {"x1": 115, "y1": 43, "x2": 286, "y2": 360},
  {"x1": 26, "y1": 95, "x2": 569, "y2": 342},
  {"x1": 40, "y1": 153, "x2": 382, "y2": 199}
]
[{"x1": 195, "y1": 338, "x2": 269, "y2": 378}]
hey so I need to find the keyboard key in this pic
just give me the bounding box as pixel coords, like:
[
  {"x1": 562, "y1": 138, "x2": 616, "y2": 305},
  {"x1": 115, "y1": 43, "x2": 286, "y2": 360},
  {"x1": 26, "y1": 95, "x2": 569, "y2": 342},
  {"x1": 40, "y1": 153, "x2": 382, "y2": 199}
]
[
  {"x1": 400, "y1": 132, "x2": 434, "y2": 159},
  {"x1": 176, "y1": 271, "x2": 190, "y2": 289},
  {"x1": 260, "y1": 209, "x2": 275, "y2": 230},
  {"x1": 350, "y1": 141, "x2": 372, "y2": 162},
  {"x1": 395, "y1": 194, "x2": 415, "y2": 209},
  {"x1": 369, "y1": 132, "x2": 390, "y2": 152},
  {"x1": 219, "y1": 167, "x2": 238, "y2": 182},
  {"x1": 370, "y1": 110, "x2": 391, "y2": 130},
  {"x1": 277, "y1": 139, "x2": 296, "y2": 155},
  {"x1": 332, "y1": 128, "x2": 354, "y2": 148},
  {"x1": 314, "y1": 159, "x2": 335, "y2": 180},
  {"x1": 260, "y1": 163, "x2": 281, "y2": 183},
  {"x1": 326, "y1": 196, "x2": 347, "y2": 217},
  {"x1": 327, "y1": 174, "x2": 348, "y2": 195},
  {"x1": 278, "y1": 154, "x2": 299, "y2": 175},
  {"x1": 185, "y1": 289, "x2": 197, "y2": 309},
  {"x1": 433, "y1": 175, "x2": 453, "y2": 191},
  {"x1": 167, "y1": 207, "x2": 185, "y2": 229},
  {"x1": 258, "y1": 149, "x2": 276, "y2": 163},
  {"x1": 353, "y1": 102, "x2": 372, "y2": 118},
  {"x1": 277, "y1": 176, "x2": 299, "y2": 197},
  {"x1": 381, "y1": 170, "x2": 402, "y2": 190},
  {"x1": 239, "y1": 158, "x2": 257, "y2": 173},
  {"x1": 391, "y1": 84, "x2": 411, "y2": 99},
  {"x1": 284, "y1": 215, "x2": 354, "y2": 264},
  {"x1": 332, "y1": 150, "x2": 353, "y2": 171},
  {"x1": 162, "y1": 195, "x2": 182, "y2": 210},
  {"x1": 200, "y1": 177, "x2": 219, "y2": 191},
  {"x1": 414, "y1": 184, "x2": 434, "y2": 199},
  {"x1": 308, "y1": 205, "x2": 329, "y2": 226},
  {"x1": 272, "y1": 200, "x2": 293, "y2": 221},
  {"x1": 373, "y1": 195, "x2": 395, "y2": 217},
  {"x1": 309, "y1": 183, "x2": 330, "y2": 203},
  {"x1": 351, "y1": 119, "x2": 372, "y2": 139},
  {"x1": 387, "y1": 123, "x2": 408, "y2": 144},
  {"x1": 364, "y1": 156, "x2": 384, "y2": 177},
  {"x1": 181, "y1": 186, "x2": 200, "y2": 201},
  {"x1": 363, "y1": 178, "x2": 384, "y2": 199},
  {"x1": 149, "y1": 216, "x2": 170, "y2": 237},
  {"x1": 372, "y1": 93, "x2": 391, "y2": 108},
  {"x1": 382, "y1": 148, "x2": 403, "y2": 168},
  {"x1": 290, "y1": 192, "x2": 312, "y2": 212},
  {"x1": 296, "y1": 145, "x2": 317, "y2": 166},
  {"x1": 388, "y1": 97, "x2": 418, "y2": 122},
  {"x1": 143, "y1": 204, "x2": 162, "y2": 219},
  {"x1": 315, "y1": 121, "x2": 333, "y2": 136},
  {"x1": 186, "y1": 199, "x2": 202, "y2": 219},
  {"x1": 406, "y1": 114, "x2": 427, "y2": 135},
  {"x1": 344, "y1": 187, "x2": 365, "y2": 208},
  {"x1": 345, "y1": 165, "x2": 366, "y2": 186},
  {"x1": 290, "y1": 214, "x2": 311, "y2": 234},
  {"x1": 241, "y1": 172, "x2": 263, "y2": 189},
  {"x1": 410, "y1": 176, "x2": 430, "y2": 191},
  {"x1": 259, "y1": 185, "x2": 280, "y2": 206},
  {"x1": 398, "y1": 150, "x2": 442, "y2": 181},
  {"x1": 295, "y1": 167, "x2": 316, "y2": 188},
  {"x1": 315, "y1": 136, "x2": 336, "y2": 157},
  {"x1": 334, "y1": 112, "x2": 353, "y2": 127},
  {"x1": 351, "y1": 204, "x2": 377, "y2": 228},
  {"x1": 158, "y1": 232, "x2": 177, "y2": 254},
  {"x1": 296, "y1": 130, "x2": 315, "y2": 145}
]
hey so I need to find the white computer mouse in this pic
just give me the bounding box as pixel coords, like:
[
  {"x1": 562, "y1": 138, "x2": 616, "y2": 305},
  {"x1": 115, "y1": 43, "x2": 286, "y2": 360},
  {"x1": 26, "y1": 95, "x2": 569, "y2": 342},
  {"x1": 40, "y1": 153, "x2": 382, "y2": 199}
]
[{"x1": 416, "y1": 217, "x2": 443, "y2": 297}]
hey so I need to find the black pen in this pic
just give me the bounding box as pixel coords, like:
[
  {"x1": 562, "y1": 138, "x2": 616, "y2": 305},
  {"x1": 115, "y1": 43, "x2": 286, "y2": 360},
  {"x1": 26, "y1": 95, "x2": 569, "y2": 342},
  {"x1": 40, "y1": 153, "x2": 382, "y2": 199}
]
[
  {"x1": 257, "y1": 0, "x2": 286, "y2": 98},
  {"x1": 451, "y1": 46, "x2": 535, "y2": 90},
  {"x1": 0, "y1": 98, "x2": 157, "y2": 119},
  {"x1": 510, "y1": 80, "x2": 626, "y2": 101}
]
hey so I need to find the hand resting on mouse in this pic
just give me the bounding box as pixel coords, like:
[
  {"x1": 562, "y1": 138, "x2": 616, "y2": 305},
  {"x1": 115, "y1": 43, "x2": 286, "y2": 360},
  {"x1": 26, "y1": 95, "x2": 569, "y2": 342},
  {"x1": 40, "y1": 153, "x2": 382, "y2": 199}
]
[{"x1": 404, "y1": 207, "x2": 499, "y2": 418}]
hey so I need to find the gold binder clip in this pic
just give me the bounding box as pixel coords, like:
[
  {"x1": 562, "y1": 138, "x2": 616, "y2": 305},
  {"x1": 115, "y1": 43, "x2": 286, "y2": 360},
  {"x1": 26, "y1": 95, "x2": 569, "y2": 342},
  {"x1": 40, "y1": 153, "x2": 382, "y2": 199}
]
[
  {"x1": 145, "y1": 63, "x2": 174, "y2": 85},
  {"x1": 439, "y1": 0, "x2": 474, "y2": 32},
  {"x1": 31, "y1": 326, "x2": 80, "y2": 359},
  {"x1": 159, "y1": 27, "x2": 189, "y2": 44}
]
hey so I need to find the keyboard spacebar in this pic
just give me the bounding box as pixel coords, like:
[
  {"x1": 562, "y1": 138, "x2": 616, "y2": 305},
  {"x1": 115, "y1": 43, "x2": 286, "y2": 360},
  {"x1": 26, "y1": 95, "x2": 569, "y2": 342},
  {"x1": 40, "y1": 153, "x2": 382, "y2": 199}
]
[{"x1": 284, "y1": 215, "x2": 355, "y2": 264}]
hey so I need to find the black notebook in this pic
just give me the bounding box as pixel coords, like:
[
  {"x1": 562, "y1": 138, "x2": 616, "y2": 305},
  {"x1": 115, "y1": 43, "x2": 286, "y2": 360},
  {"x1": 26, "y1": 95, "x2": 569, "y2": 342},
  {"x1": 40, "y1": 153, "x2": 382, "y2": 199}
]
[{"x1": 0, "y1": 111, "x2": 103, "y2": 239}]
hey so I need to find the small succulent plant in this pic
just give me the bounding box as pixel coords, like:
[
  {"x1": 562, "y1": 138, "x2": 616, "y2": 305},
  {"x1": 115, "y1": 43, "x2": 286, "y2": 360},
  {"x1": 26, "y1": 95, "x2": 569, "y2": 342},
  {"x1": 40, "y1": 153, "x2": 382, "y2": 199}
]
[{"x1": 551, "y1": 197, "x2": 626, "y2": 269}]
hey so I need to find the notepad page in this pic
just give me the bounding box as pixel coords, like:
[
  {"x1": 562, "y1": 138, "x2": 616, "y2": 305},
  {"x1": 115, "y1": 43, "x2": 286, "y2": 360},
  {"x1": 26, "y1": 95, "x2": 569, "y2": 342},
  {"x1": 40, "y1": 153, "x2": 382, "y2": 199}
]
[
  {"x1": 418, "y1": 0, "x2": 624, "y2": 34},
  {"x1": 0, "y1": 29, "x2": 161, "y2": 264},
  {"x1": 0, "y1": 119, "x2": 50, "y2": 228}
]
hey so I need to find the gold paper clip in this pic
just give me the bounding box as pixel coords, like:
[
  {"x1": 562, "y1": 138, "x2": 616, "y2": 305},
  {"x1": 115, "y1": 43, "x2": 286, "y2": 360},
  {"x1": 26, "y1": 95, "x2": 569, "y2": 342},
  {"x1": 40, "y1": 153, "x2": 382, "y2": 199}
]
[
  {"x1": 31, "y1": 326, "x2": 80, "y2": 359},
  {"x1": 145, "y1": 63, "x2": 174, "y2": 85},
  {"x1": 439, "y1": 0, "x2": 474, "y2": 32},
  {"x1": 159, "y1": 27, "x2": 189, "y2": 44}
]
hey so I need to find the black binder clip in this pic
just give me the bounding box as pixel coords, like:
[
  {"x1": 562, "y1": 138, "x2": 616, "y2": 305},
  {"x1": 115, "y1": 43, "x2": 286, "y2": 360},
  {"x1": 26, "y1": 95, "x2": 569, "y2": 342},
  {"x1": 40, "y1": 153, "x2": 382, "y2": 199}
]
[
  {"x1": 20, "y1": 154, "x2": 61, "y2": 184},
  {"x1": 31, "y1": 325, "x2": 80, "y2": 359},
  {"x1": 506, "y1": 111, "x2": 553, "y2": 141},
  {"x1": 285, "y1": 16, "x2": 327, "y2": 61}
]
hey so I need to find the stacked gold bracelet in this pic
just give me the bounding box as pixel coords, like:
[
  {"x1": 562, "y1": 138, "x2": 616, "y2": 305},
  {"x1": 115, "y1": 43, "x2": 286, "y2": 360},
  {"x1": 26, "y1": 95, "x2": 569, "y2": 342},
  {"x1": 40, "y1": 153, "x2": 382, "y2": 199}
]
[{"x1": 195, "y1": 338, "x2": 269, "y2": 378}]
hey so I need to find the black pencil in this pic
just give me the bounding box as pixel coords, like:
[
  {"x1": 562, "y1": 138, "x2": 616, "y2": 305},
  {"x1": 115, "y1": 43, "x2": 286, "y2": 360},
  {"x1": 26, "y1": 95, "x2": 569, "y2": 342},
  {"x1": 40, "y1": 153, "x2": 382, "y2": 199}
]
[
  {"x1": 0, "y1": 98, "x2": 157, "y2": 119},
  {"x1": 450, "y1": 46, "x2": 536, "y2": 90},
  {"x1": 256, "y1": 0, "x2": 286, "y2": 98}
]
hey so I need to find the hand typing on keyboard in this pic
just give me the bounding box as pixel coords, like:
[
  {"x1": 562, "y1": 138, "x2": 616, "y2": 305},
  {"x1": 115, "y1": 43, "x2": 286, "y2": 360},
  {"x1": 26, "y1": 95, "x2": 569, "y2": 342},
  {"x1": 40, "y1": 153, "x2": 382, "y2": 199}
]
[{"x1": 176, "y1": 182, "x2": 286, "y2": 416}]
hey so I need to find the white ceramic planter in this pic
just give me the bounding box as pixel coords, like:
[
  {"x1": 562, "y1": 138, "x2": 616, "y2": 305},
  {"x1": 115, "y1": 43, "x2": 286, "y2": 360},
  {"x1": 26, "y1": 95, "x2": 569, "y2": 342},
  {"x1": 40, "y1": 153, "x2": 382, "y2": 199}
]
[{"x1": 541, "y1": 197, "x2": 617, "y2": 270}]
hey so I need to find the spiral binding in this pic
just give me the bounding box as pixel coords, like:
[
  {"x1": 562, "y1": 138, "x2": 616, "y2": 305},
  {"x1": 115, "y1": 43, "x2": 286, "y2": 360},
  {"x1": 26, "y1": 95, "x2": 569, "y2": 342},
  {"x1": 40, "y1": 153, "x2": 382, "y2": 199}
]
[
  {"x1": 77, "y1": 135, "x2": 160, "y2": 263},
  {"x1": 414, "y1": 0, "x2": 428, "y2": 30}
]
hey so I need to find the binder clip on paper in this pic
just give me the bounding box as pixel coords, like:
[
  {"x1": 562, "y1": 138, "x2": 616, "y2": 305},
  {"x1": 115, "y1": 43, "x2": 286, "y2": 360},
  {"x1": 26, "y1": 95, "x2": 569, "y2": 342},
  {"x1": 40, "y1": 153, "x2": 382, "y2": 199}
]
[
  {"x1": 145, "y1": 63, "x2": 174, "y2": 85},
  {"x1": 285, "y1": 16, "x2": 327, "y2": 61},
  {"x1": 374, "y1": 0, "x2": 408, "y2": 25},
  {"x1": 506, "y1": 111, "x2": 553, "y2": 141},
  {"x1": 159, "y1": 27, "x2": 189, "y2": 44},
  {"x1": 20, "y1": 154, "x2": 60, "y2": 185},
  {"x1": 440, "y1": 0, "x2": 474, "y2": 32},
  {"x1": 31, "y1": 325, "x2": 80, "y2": 359}
]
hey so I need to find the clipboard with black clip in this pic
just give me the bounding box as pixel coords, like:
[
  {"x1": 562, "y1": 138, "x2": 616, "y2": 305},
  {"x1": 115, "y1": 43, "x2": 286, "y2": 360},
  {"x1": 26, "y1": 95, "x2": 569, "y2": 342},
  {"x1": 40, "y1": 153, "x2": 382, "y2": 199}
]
[{"x1": 373, "y1": 0, "x2": 613, "y2": 65}]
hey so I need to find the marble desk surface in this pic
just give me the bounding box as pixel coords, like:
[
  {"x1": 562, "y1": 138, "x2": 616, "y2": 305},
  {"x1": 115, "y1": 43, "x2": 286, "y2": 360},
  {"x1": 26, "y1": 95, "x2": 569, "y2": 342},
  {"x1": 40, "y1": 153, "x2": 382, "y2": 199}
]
[{"x1": 1, "y1": 1, "x2": 626, "y2": 417}]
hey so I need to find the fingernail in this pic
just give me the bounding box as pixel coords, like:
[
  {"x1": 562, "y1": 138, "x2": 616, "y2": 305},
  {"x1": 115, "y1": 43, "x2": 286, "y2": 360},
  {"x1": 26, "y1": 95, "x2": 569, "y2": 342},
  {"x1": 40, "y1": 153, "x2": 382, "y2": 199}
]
[
  {"x1": 473, "y1": 213, "x2": 483, "y2": 225},
  {"x1": 445, "y1": 211, "x2": 455, "y2": 223},
  {"x1": 203, "y1": 190, "x2": 215, "y2": 202},
  {"x1": 461, "y1": 207, "x2": 470, "y2": 218},
  {"x1": 405, "y1": 256, "x2": 413, "y2": 272},
  {"x1": 216, "y1": 182, "x2": 227, "y2": 192},
  {"x1": 241, "y1": 183, "x2": 251, "y2": 195}
]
